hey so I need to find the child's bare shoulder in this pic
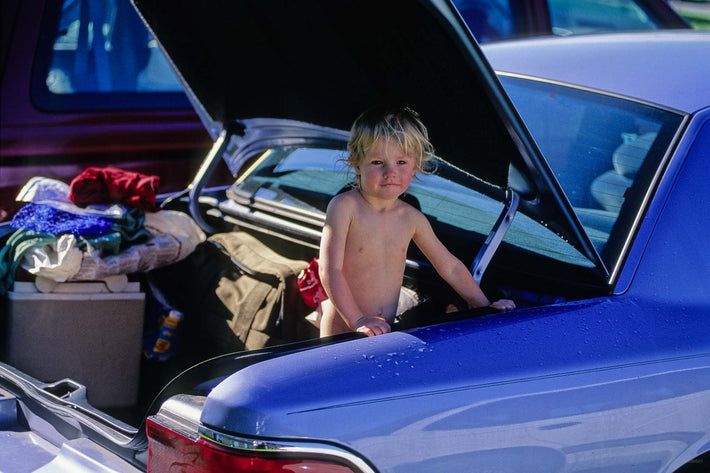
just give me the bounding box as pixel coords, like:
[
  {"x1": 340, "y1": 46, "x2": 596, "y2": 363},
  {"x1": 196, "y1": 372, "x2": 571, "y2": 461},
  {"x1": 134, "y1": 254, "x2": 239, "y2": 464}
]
[
  {"x1": 399, "y1": 198, "x2": 426, "y2": 219},
  {"x1": 326, "y1": 189, "x2": 360, "y2": 214},
  {"x1": 403, "y1": 202, "x2": 433, "y2": 231},
  {"x1": 330, "y1": 189, "x2": 359, "y2": 204}
]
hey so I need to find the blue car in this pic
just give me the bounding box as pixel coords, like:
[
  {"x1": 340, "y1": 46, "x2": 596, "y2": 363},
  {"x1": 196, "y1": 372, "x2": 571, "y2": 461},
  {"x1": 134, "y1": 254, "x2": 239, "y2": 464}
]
[{"x1": 1, "y1": 0, "x2": 709, "y2": 472}]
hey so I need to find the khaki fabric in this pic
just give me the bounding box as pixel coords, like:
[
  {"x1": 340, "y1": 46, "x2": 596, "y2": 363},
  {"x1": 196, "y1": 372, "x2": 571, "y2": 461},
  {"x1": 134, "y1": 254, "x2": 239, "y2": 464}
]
[{"x1": 147, "y1": 231, "x2": 316, "y2": 357}]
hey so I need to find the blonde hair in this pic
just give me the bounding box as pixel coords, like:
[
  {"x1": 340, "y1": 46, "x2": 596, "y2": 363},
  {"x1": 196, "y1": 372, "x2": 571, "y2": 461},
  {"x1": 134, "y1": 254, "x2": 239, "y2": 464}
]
[{"x1": 346, "y1": 105, "x2": 436, "y2": 181}]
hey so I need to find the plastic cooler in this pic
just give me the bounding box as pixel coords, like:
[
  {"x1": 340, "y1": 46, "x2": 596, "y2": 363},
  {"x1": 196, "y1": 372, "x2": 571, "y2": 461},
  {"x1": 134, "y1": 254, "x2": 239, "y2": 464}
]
[{"x1": 4, "y1": 280, "x2": 145, "y2": 408}]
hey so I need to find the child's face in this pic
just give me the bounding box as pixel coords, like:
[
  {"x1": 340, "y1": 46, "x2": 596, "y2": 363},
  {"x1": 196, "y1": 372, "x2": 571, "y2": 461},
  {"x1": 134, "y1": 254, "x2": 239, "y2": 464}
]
[{"x1": 356, "y1": 138, "x2": 416, "y2": 201}]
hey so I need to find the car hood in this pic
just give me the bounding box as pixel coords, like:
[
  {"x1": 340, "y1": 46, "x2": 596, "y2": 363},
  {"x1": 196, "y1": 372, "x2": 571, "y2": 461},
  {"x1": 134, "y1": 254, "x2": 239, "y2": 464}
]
[{"x1": 132, "y1": 0, "x2": 606, "y2": 276}]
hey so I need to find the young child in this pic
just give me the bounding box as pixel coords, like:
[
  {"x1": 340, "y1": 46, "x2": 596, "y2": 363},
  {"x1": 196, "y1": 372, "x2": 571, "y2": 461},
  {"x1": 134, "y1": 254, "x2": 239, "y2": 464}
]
[{"x1": 318, "y1": 105, "x2": 515, "y2": 337}]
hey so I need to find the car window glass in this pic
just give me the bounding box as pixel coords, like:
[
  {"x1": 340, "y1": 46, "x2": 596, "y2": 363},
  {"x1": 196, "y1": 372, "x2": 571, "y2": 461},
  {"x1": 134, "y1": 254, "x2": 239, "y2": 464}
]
[
  {"x1": 409, "y1": 170, "x2": 593, "y2": 267},
  {"x1": 499, "y1": 74, "x2": 683, "y2": 266},
  {"x1": 548, "y1": 0, "x2": 661, "y2": 36},
  {"x1": 451, "y1": 0, "x2": 519, "y2": 43},
  {"x1": 33, "y1": 0, "x2": 188, "y2": 110},
  {"x1": 231, "y1": 148, "x2": 353, "y2": 214},
  {"x1": 231, "y1": 146, "x2": 595, "y2": 268}
]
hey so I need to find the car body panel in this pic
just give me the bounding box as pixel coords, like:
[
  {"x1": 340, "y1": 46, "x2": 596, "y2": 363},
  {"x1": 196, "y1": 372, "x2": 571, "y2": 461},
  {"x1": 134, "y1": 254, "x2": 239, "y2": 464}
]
[
  {"x1": 627, "y1": 116, "x2": 710, "y2": 301},
  {"x1": 198, "y1": 108, "x2": 710, "y2": 461},
  {"x1": 201, "y1": 298, "x2": 710, "y2": 432},
  {"x1": 199, "y1": 299, "x2": 710, "y2": 471}
]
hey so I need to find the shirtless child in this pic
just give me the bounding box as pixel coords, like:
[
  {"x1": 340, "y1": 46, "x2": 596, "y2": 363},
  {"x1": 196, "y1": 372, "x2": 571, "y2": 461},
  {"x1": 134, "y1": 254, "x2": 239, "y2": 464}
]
[{"x1": 318, "y1": 105, "x2": 515, "y2": 337}]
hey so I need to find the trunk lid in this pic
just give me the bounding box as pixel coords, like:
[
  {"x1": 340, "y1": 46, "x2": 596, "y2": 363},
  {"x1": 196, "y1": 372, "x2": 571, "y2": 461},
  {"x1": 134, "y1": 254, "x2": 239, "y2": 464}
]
[{"x1": 132, "y1": 0, "x2": 608, "y2": 277}]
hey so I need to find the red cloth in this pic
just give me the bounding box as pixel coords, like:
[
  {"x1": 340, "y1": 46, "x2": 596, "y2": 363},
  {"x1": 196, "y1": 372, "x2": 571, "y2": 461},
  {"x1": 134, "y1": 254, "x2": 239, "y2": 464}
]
[
  {"x1": 69, "y1": 167, "x2": 160, "y2": 211},
  {"x1": 297, "y1": 258, "x2": 328, "y2": 308}
]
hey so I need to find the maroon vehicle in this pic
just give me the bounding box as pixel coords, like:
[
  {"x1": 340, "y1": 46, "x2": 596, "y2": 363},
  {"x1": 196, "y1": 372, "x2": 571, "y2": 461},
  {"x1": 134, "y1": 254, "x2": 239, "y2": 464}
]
[{"x1": 0, "y1": 0, "x2": 212, "y2": 222}]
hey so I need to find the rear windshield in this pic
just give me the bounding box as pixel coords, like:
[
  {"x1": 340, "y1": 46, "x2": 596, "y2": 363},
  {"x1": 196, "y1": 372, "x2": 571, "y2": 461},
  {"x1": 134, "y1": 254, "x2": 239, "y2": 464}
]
[
  {"x1": 230, "y1": 147, "x2": 594, "y2": 269},
  {"x1": 498, "y1": 74, "x2": 685, "y2": 270}
]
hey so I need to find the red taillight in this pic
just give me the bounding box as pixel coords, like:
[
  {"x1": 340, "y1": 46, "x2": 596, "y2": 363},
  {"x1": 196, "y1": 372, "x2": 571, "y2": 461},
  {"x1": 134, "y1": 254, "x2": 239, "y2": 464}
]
[{"x1": 146, "y1": 419, "x2": 358, "y2": 473}]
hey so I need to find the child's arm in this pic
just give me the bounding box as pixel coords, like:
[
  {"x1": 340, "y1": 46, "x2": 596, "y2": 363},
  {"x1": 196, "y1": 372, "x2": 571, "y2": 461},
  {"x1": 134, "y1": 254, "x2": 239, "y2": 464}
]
[
  {"x1": 319, "y1": 196, "x2": 391, "y2": 336},
  {"x1": 412, "y1": 211, "x2": 515, "y2": 311}
]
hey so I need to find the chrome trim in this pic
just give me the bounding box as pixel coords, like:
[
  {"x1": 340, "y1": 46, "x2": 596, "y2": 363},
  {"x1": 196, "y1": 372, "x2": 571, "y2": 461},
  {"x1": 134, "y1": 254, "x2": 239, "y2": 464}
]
[
  {"x1": 199, "y1": 426, "x2": 377, "y2": 473},
  {"x1": 189, "y1": 129, "x2": 233, "y2": 233},
  {"x1": 153, "y1": 394, "x2": 205, "y2": 440},
  {"x1": 151, "y1": 394, "x2": 376, "y2": 473},
  {"x1": 496, "y1": 72, "x2": 687, "y2": 116},
  {"x1": 0, "y1": 363, "x2": 141, "y2": 448},
  {"x1": 225, "y1": 189, "x2": 327, "y2": 227}
]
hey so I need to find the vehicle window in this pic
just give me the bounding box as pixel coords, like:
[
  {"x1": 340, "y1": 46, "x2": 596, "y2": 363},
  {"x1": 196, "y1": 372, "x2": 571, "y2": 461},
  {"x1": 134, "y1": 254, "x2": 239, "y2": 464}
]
[
  {"x1": 230, "y1": 146, "x2": 596, "y2": 268},
  {"x1": 33, "y1": 0, "x2": 189, "y2": 110},
  {"x1": 499, "y1": 74, "x2": 684, "y2": 266},
  {"x1": 451, "y1": 0, "x2": 522, "y2": 43},
  {"x1": 548, "y1": 0, "x2": 661, "y2": 36},
  {"x1": 230, "y1": 148, "x2": 353, "y2": 214},
  {"x1": 409, "y1": 169, "x2": 593, "y2": 267}
]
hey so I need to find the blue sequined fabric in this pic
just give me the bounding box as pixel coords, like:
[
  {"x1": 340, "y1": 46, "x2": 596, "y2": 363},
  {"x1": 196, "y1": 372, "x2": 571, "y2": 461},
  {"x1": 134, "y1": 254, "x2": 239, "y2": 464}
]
[{"x1": 10, "y1": 203, "x2": 113, "y2": 237}]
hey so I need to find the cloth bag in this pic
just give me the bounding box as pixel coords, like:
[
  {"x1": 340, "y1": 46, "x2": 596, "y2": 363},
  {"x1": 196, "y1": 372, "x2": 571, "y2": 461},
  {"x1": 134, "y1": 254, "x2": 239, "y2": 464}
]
[{"x1": 147, "y1": 231, "x2": 315, "y2": 356}]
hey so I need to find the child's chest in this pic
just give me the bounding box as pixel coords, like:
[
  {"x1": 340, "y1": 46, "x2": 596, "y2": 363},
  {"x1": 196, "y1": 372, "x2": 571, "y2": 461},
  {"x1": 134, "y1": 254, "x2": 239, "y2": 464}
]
[{"x1": 347, "y1": 210, "x2": 414, "y2": 252}]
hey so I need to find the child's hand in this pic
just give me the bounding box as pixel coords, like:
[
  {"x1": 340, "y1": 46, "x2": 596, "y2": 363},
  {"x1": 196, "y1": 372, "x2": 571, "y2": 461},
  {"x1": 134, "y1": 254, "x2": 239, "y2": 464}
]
[
  {"x1": 490, "y1": 299, "x2": 516, "y2": 311},
  {"x1": 353, "y1": 316, "x2": 391, "y2": 337}
]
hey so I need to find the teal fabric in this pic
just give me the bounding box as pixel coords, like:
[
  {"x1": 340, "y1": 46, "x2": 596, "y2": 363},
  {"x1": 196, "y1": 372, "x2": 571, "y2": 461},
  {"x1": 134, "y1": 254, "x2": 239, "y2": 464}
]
[
  {"x1": 0, "y1": 230, "x2": 57, "y2": 296},
  {"x1": 109, "y1": 207, "x2": 151, "y2": 252}
]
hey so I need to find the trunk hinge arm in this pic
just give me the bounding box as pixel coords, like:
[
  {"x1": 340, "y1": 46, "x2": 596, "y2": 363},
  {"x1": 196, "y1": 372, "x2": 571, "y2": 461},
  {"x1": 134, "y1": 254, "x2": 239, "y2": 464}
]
[
  {"x1": 471, "y1": 188, "x2": 520, "y2": 284},
  {"x1": 184, "y1": 129, "x2": 233, "y2": 233}
]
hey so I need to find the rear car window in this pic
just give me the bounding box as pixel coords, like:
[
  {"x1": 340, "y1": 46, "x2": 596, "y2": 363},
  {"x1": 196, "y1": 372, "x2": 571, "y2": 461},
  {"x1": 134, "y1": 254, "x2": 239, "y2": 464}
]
[
  {"x1": 499, "y1": 74, "x2": 685, "y2": 269},
  {"x1": 32, "y1": 0, "x2": 189, "y2": 110},
  {"x1": 229, "y1": 148, "x2": 352, "y2": 214},
  {"x1": 229, "y1": 147, "x2": 595, "y2": 268}
]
